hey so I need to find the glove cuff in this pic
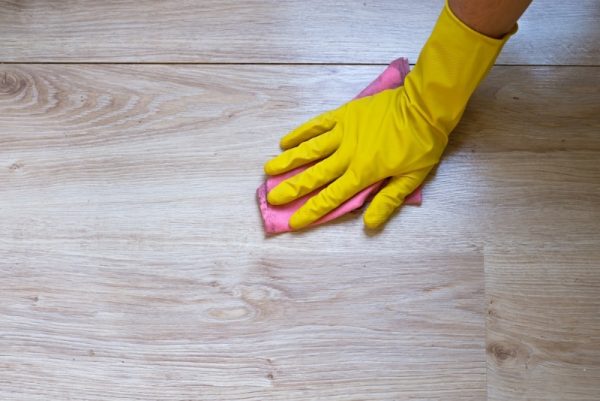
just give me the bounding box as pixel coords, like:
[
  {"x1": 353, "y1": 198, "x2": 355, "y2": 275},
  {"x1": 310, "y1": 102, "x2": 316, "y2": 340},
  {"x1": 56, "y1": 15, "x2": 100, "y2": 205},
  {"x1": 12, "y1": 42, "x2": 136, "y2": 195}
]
[{"x1": 404, "y1": 0, "x2": 517, "y2": 135}]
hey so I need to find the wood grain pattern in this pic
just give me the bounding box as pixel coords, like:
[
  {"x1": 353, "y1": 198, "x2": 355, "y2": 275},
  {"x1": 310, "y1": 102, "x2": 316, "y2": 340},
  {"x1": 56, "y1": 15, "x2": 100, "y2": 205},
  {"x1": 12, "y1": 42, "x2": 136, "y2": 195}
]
[
  {"x1": 0, "y1": 0, "x2": 598, "y2": 65},
  {"x1": 1, "y1": 64, "x2": 598, "y2": 400},
  {"x1": 0, "y1": 64, "x2": 488, "y2": 401},
  {"x1": 486, "y1": 244, "x2": 600, "y2": 401}
]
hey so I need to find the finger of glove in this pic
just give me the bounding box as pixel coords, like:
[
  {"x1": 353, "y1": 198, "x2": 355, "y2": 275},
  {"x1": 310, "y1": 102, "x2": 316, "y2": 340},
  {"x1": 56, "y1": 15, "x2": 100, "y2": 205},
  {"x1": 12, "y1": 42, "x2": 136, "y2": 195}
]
[
  {"x1": 264, "y1": 128, "x2": 341, "y2": 176},
  {"x1": 267, "y1": 151, "x2": 345, "y2": 205},
  {"x1": 280, "y1": 111, "x2": 336, "y2": 150},
  {"x1": 289, "y1": 170, "x2": 362, "y2": 230},
  {"x1": 363, "y1": 168, "x2": 430, "y2": 229}
]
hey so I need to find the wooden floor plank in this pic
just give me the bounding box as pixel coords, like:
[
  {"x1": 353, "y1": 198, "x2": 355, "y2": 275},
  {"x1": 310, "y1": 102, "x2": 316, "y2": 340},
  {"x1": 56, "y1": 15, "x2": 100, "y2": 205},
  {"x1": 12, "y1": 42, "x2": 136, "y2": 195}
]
[
  {"x1": 1, "y1": 64, "x2": 598, "y2": 399},
  {"x1": 486, "y1": 243, "x2": 600, "y2": 401},
  {"x1": 0, "y1": 0, "x2": 598, "y2": 65},
  {"x1": 0, "y1": 64, "x2": 487, "y2": 401}
]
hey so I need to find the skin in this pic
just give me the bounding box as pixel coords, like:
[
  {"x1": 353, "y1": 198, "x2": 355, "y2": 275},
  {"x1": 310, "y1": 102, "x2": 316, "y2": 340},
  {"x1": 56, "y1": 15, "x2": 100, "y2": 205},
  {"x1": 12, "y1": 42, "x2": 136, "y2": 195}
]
[{"x1": 449, "y1": 0, "x2": 533, "y2": 38}]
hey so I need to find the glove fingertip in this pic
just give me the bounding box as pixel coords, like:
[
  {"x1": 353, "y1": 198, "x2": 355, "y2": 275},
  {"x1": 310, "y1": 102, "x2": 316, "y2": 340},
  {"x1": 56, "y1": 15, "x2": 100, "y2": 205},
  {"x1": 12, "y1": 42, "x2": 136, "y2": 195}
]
[
  {"x1": 264, "y1": 154, "x2": 290, "y2": 175},
  {"x1": 265, "y1": 164, "x2": 284, "y2": 177},
  {"x1": 364, "y1": 200, "x2": 397, "y2": 229},
  {"x1": 289, "y1": 211, "x2": 311, "y2": 230},
  {"x1": 363, "y1": 210, "x2": 387, "y2": 229},
  {"x1": 267, "y1": 187, "x2": 287, "y2": 205},
  {"x1": 264, "y1": 161, "x2": 276, "y2": 175},
  {"x1": 279, "y1": 137, "x2": 293, "y2": 150}
]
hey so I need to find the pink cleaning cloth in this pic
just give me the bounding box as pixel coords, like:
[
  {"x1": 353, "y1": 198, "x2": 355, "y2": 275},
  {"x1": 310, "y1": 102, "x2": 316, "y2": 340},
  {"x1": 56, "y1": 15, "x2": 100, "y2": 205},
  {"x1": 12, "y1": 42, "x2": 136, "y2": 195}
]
[{"x1": 257, "y1": 58, "x2": 422, "y2": 234}]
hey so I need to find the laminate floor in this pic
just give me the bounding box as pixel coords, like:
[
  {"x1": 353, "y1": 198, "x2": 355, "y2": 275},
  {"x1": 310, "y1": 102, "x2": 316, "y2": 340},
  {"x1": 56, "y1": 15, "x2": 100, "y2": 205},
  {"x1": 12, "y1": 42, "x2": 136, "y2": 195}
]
[{"x1": 1, "y1": 2, "x2": 598, "y2": 400}]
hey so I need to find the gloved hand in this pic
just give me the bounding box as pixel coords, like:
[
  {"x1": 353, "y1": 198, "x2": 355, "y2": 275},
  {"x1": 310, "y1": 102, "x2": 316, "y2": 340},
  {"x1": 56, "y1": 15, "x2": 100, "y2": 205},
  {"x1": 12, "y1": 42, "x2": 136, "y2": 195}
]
[{"x1": 265, "y1": 1, "x2": 515, "y2": 230}]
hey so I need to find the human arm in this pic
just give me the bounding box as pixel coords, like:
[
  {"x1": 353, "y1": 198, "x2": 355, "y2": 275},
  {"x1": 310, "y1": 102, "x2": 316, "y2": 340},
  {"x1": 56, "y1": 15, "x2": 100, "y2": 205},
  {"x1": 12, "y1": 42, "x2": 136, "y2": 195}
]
[{"x1": 264, "y1": 0, "x2": 532, "y2": 230}]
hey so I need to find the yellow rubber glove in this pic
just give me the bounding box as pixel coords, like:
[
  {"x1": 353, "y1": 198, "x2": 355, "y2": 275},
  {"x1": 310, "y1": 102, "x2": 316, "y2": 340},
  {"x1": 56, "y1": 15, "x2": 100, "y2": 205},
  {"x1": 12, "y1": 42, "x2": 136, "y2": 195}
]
[{"x1": 265, "y1": 1, "x2": 515, "y2": 230}]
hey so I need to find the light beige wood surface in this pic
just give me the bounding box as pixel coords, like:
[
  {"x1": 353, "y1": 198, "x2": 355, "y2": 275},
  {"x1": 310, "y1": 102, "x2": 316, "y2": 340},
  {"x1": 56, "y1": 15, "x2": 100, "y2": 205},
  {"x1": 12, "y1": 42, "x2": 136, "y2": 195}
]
[
  {"x1": 0, "y1": 0, "x2": 598, "y2": 65},
  {"x1": 486, "y1": 243, "x2": 600, "y2": 401},
  {"x1": 0, "y1": 64, "x2": 488, "y2": 401},
  {"x1": 1, "y1": 64, "x2": 599, "y2": 399}
]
